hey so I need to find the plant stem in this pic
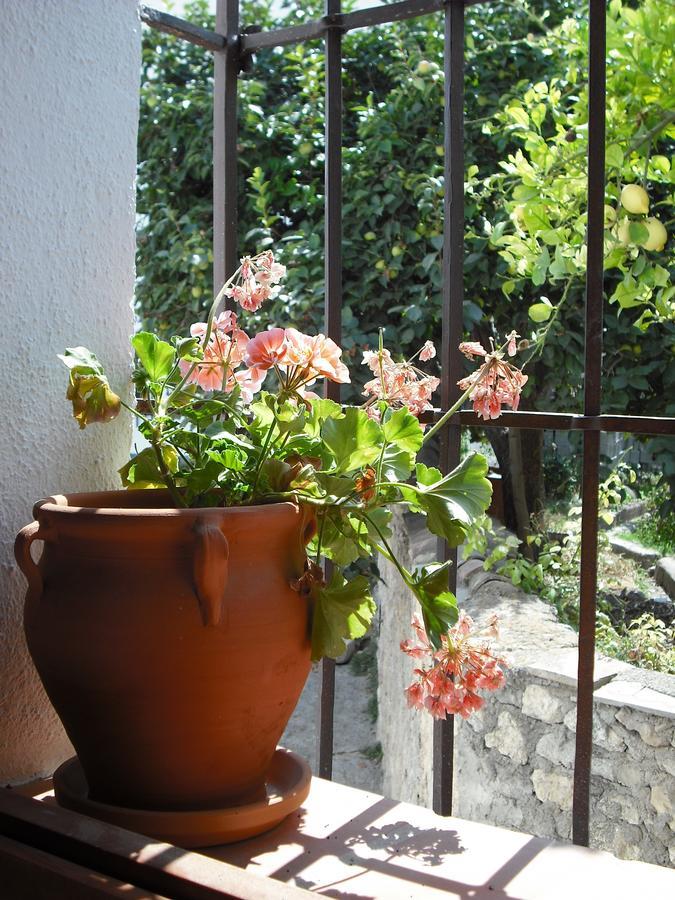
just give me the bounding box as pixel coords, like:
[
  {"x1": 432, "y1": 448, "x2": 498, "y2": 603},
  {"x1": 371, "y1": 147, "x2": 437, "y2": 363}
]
[
  {"x1": 150, "y1": 432, "x2": 186, "y2": 508},
  {"x1": 119, "y1": 398, "x2": 154, "y2": 428},
  {"x1": 250, "y1": 416, "x2": 278, "y2": 497},
  {"x1": 315, "y1": 508, "x2": 327, "y2": 564},
  {"x1": 362, "y1": 512, "x2": 412, "y2": 587},
  {"x1": 165, "y1": 265, "x2": 242, "y2": 405},
  {"x1": 421, "y1": 383, "x2": 475, "y2": 446}
]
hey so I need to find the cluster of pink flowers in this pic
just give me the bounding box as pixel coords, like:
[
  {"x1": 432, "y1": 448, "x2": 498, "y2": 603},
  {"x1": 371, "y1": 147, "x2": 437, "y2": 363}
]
[
  {"x1": 457, "y1": 331, "x2": 528, "y2": 421},
  {"x1": 246, "y1": 327, "x2": 350, "y2": 393},
  {"x1": 178, "y1": 251, "x2": 350, "y2": 400},
  {"x1": 401, "y1": 613, "x2": 506, "y2": 720},
  {"x1": 179, "y1": 311, "x2": 264, "y2": 401},
  {"x1": 362, "y1": 342, "x2": 439, "y2": 421},
  {"x1": 223, "y1": 250, "x2": 286, "y2": 312}
]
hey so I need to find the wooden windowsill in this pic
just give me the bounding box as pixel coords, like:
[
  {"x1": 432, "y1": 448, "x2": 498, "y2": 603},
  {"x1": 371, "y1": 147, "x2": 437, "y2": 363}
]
[{"x1": 7, "y1": 774, "x2": 675, "y2": 898}]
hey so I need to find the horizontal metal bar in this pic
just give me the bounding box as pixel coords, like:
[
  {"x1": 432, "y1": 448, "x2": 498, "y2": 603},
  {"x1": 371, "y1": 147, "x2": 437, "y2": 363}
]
[
  {"x1": 140, "y1": 5, "x2": 226, "y2": 50},
  {"x1": 241, "y1": 0, "x2": 484, "y2": 54},
  {"x1": 344, "y1": 0, "x2": 446, "y2": 31},
  {"x1": 240, "y1": 19, "x2": 327, "y2": 51},
  {"x1": 419, "y1": 409, "x2": 675, "y2": 436}
]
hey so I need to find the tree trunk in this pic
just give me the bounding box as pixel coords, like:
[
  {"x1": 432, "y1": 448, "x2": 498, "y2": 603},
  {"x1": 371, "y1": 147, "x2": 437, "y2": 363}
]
[
  {"x1": 487, "y1": 428, "x2": 545, "y2": 546},
  {"x1": 486, "y1": 428, "x2": 518, "y2": 533}
]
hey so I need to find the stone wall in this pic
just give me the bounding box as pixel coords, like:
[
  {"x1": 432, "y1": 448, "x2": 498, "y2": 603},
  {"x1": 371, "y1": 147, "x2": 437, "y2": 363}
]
[{"x1": 377, "y1": 511, "x2": 675, "y2": 867}]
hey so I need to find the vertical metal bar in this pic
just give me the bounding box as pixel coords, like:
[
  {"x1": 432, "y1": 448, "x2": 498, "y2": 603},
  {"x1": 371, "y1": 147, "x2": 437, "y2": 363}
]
[
  {"x1": 573, "y1": 0, "x2": 606, "y2": 847},
  {"x1": 214, "y1": 0, "x2": 239, "y2": 294},
  {"x1": 433, "y1": 0, "x2": 465, "y2": 817},
  {"x1": 317, "y1": 0, "x2": 343, "y2": 781}
]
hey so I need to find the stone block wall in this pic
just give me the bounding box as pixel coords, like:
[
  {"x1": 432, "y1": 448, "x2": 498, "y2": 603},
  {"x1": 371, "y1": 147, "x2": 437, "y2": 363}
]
[{"x1": 377, "y1": 511, "x2": 675, "y2": 867}]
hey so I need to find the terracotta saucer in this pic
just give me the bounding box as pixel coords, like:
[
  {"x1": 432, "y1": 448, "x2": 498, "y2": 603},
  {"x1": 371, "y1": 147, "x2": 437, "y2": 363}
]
[{"x1": 53, "y1": 748, "x2": 311, "y2": 848}]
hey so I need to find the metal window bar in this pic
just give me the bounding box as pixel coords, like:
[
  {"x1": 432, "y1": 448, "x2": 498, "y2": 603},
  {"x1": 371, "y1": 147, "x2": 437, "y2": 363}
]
[{"x1": 139, "y1": 0, "x2": 675, "y2": 846}]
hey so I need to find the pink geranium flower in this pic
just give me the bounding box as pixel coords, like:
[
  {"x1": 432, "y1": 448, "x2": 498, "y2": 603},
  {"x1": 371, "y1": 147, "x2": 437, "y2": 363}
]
[
  {"x1": 233, "y1": 366, "x2": 266, "y2": 402},
  {"x1": 457, "y1": 335, "x2": 528, "y2": 421},
  {"x1": 361, "y1": 343, "x2": 439, "y2": 421},
  {"x1": 400, "y1": 613, "x2": 507, "y2": 721},
  {"x1": 419, "y1": 340, "x2": 436, "y2": 362},
  {"x1": 223, "y1": 250, "x2": 285, "y2": 312},
  {"x1": 245, "y1": 328, "x2": 288, "y2": 370},
  {"x1": 180, "y1": 318, "x2": 251, "y2": 393},
  {"x1": 459, "y1": 341, "x2": 487, "y2": 358},
  {"x1": 308, "y1": 333, "x2": 350, "y2": 384}
]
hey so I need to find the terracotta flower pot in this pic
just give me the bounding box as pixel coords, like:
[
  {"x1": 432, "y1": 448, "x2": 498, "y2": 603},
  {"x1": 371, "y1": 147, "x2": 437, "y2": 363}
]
[{"x1": 15, "y1": 490, "x2": 316, "y2": 812}]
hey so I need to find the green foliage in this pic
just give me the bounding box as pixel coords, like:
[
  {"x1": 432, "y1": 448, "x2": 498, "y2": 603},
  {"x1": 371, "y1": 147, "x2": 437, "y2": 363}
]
[
  {"x1": 399, "y1": 455, "x2": 492, "y2": 547},
  {"x1": 321, "y1": 407, "x2": 382, "y2": 473},
  {"x1": 596, "y1": 613, "x2": 675, "y2": 674},
  {"x1": 489, "y1": 0, "x2": 674, "y2": 328},
  {"x1": 484, "y1": 461, "x2": 675, "y2": 673},
  {"x1": 624, "y1": 480, "x2": 675, "y2": 555},
  {"x1": 63, "y1": 286, "x2": 494, "y2": 658},
  {"x1": 137, "y1": 0, "x2": 674, "y2": 494},
  {"x1": 310, "y1": 572, "x2": 376, "y2": 661}
]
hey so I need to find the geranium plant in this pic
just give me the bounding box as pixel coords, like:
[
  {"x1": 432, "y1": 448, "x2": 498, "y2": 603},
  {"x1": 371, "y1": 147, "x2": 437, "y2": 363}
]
[{"x1": 61, "y1": 250, "x2": 526, "y2": 718}]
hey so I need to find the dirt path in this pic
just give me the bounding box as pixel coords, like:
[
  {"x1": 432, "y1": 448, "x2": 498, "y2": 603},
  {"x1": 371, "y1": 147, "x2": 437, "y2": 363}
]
[{"x1": 281, "y1": 644, "x2": 383, "y2": 793}]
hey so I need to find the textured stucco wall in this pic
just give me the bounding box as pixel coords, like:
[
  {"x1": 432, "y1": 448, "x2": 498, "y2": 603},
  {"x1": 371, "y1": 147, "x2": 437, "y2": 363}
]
[{"x1": 0, "y1": 1, "x2": 140, "y2": 783}]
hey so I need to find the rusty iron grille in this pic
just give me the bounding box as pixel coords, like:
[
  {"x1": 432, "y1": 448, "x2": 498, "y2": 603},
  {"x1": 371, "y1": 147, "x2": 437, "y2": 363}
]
[{"x1": 140, "y1": 0, "x2": 675, "y2": 847}]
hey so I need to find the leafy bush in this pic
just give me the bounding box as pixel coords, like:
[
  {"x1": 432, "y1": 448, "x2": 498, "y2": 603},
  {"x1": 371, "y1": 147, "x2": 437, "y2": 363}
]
[
  {"x1": 136, "y1": 0, "x2": 674, "y2": 505},
  {"x1": 627, "y1": 501, "x2": 675, "y2": 556},
  {"x1": 596, "y1": 613, "x2": 675, "y2": 674}
]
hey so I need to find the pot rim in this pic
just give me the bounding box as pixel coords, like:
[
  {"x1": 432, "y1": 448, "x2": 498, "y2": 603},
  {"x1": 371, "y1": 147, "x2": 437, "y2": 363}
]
[{"x1": 34, "y1": 489, "x2": 301, "y2": 521}]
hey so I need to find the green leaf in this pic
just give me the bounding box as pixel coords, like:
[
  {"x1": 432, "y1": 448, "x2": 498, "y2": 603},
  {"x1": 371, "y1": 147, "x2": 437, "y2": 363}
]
[
  {"x1": 522, "y1": 204, "x2": 552, "y2": 235},
  {"x1": 606, "y1": 144, "x2": 623, "y2": 169},
  {"x1": 628, "y1": 222, "x2": 649, "y2": 245},
  {"x1": 132, "y1": 332, "x2": 176, "y2": 381},
  {"x1": 529, "y1": 302, "x2": 552, "y2": 322},
  {"x1": 250, "y1": 393, "x2": 276, "y2": 428},
  {"x1": 420, "y1": 591, "x2": 459, "y2": 648},
  {"x1": 314, "y1": 473, "x2": 356, "y2": 499},
  {"x1": 321, "y1": 407, "x2": 382, "y2": 473},
  {"x1": 506, "y1": 105, "x2": 529, "y2": 127},
  {"x1": 382, "y1": 407, "x2": 424, "y2": 454},
  {"x1": 399, "y1": 454, "x2": 492, "y2": 547},
  {"x1": 311, "y1": 573, "x2": 376, "y2": 661},
  {"x1": 320, "y1": 514, "x2": 366, "y2": 566},
  {"x1": 381, "y1": 445, "x2": 415, "y2": 481},
  {"x1": 119, "y1": 446, "x2": 178, "y2": 488},
  {"x1": 207, "y1": 447, "x2": 246, "y2": 471},
  {"x1": 531, "y1": 246, "x2": 551, "y2": 285}
]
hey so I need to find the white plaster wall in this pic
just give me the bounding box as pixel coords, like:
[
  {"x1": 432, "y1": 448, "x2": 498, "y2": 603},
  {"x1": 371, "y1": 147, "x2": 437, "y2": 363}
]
[{"x1": 0, "y1": 0, "x2": 141, "y2": 783}]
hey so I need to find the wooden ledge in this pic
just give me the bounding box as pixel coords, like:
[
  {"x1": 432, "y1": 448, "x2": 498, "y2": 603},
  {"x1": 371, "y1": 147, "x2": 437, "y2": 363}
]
[{"x1": 4, "y1": 776, "x2": 674, "y2": 898}]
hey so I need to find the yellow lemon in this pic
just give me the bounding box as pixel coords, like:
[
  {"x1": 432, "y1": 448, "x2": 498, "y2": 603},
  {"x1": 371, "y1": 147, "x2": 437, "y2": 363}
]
[
  {"x1": 620, "y1": 184, "x2": 649, "y2": 215},
  {"x1": 641, "y1": 217, "x2": 667, "y2": 252}
]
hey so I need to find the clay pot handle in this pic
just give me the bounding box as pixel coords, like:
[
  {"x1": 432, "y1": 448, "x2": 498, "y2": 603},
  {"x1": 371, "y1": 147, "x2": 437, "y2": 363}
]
[
  {"x1": 193, "y1": 521, "x2": 229, "y2": 627},
  {"x1": 14, "y1": 521, "x2": 44, "y2": 599}
]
